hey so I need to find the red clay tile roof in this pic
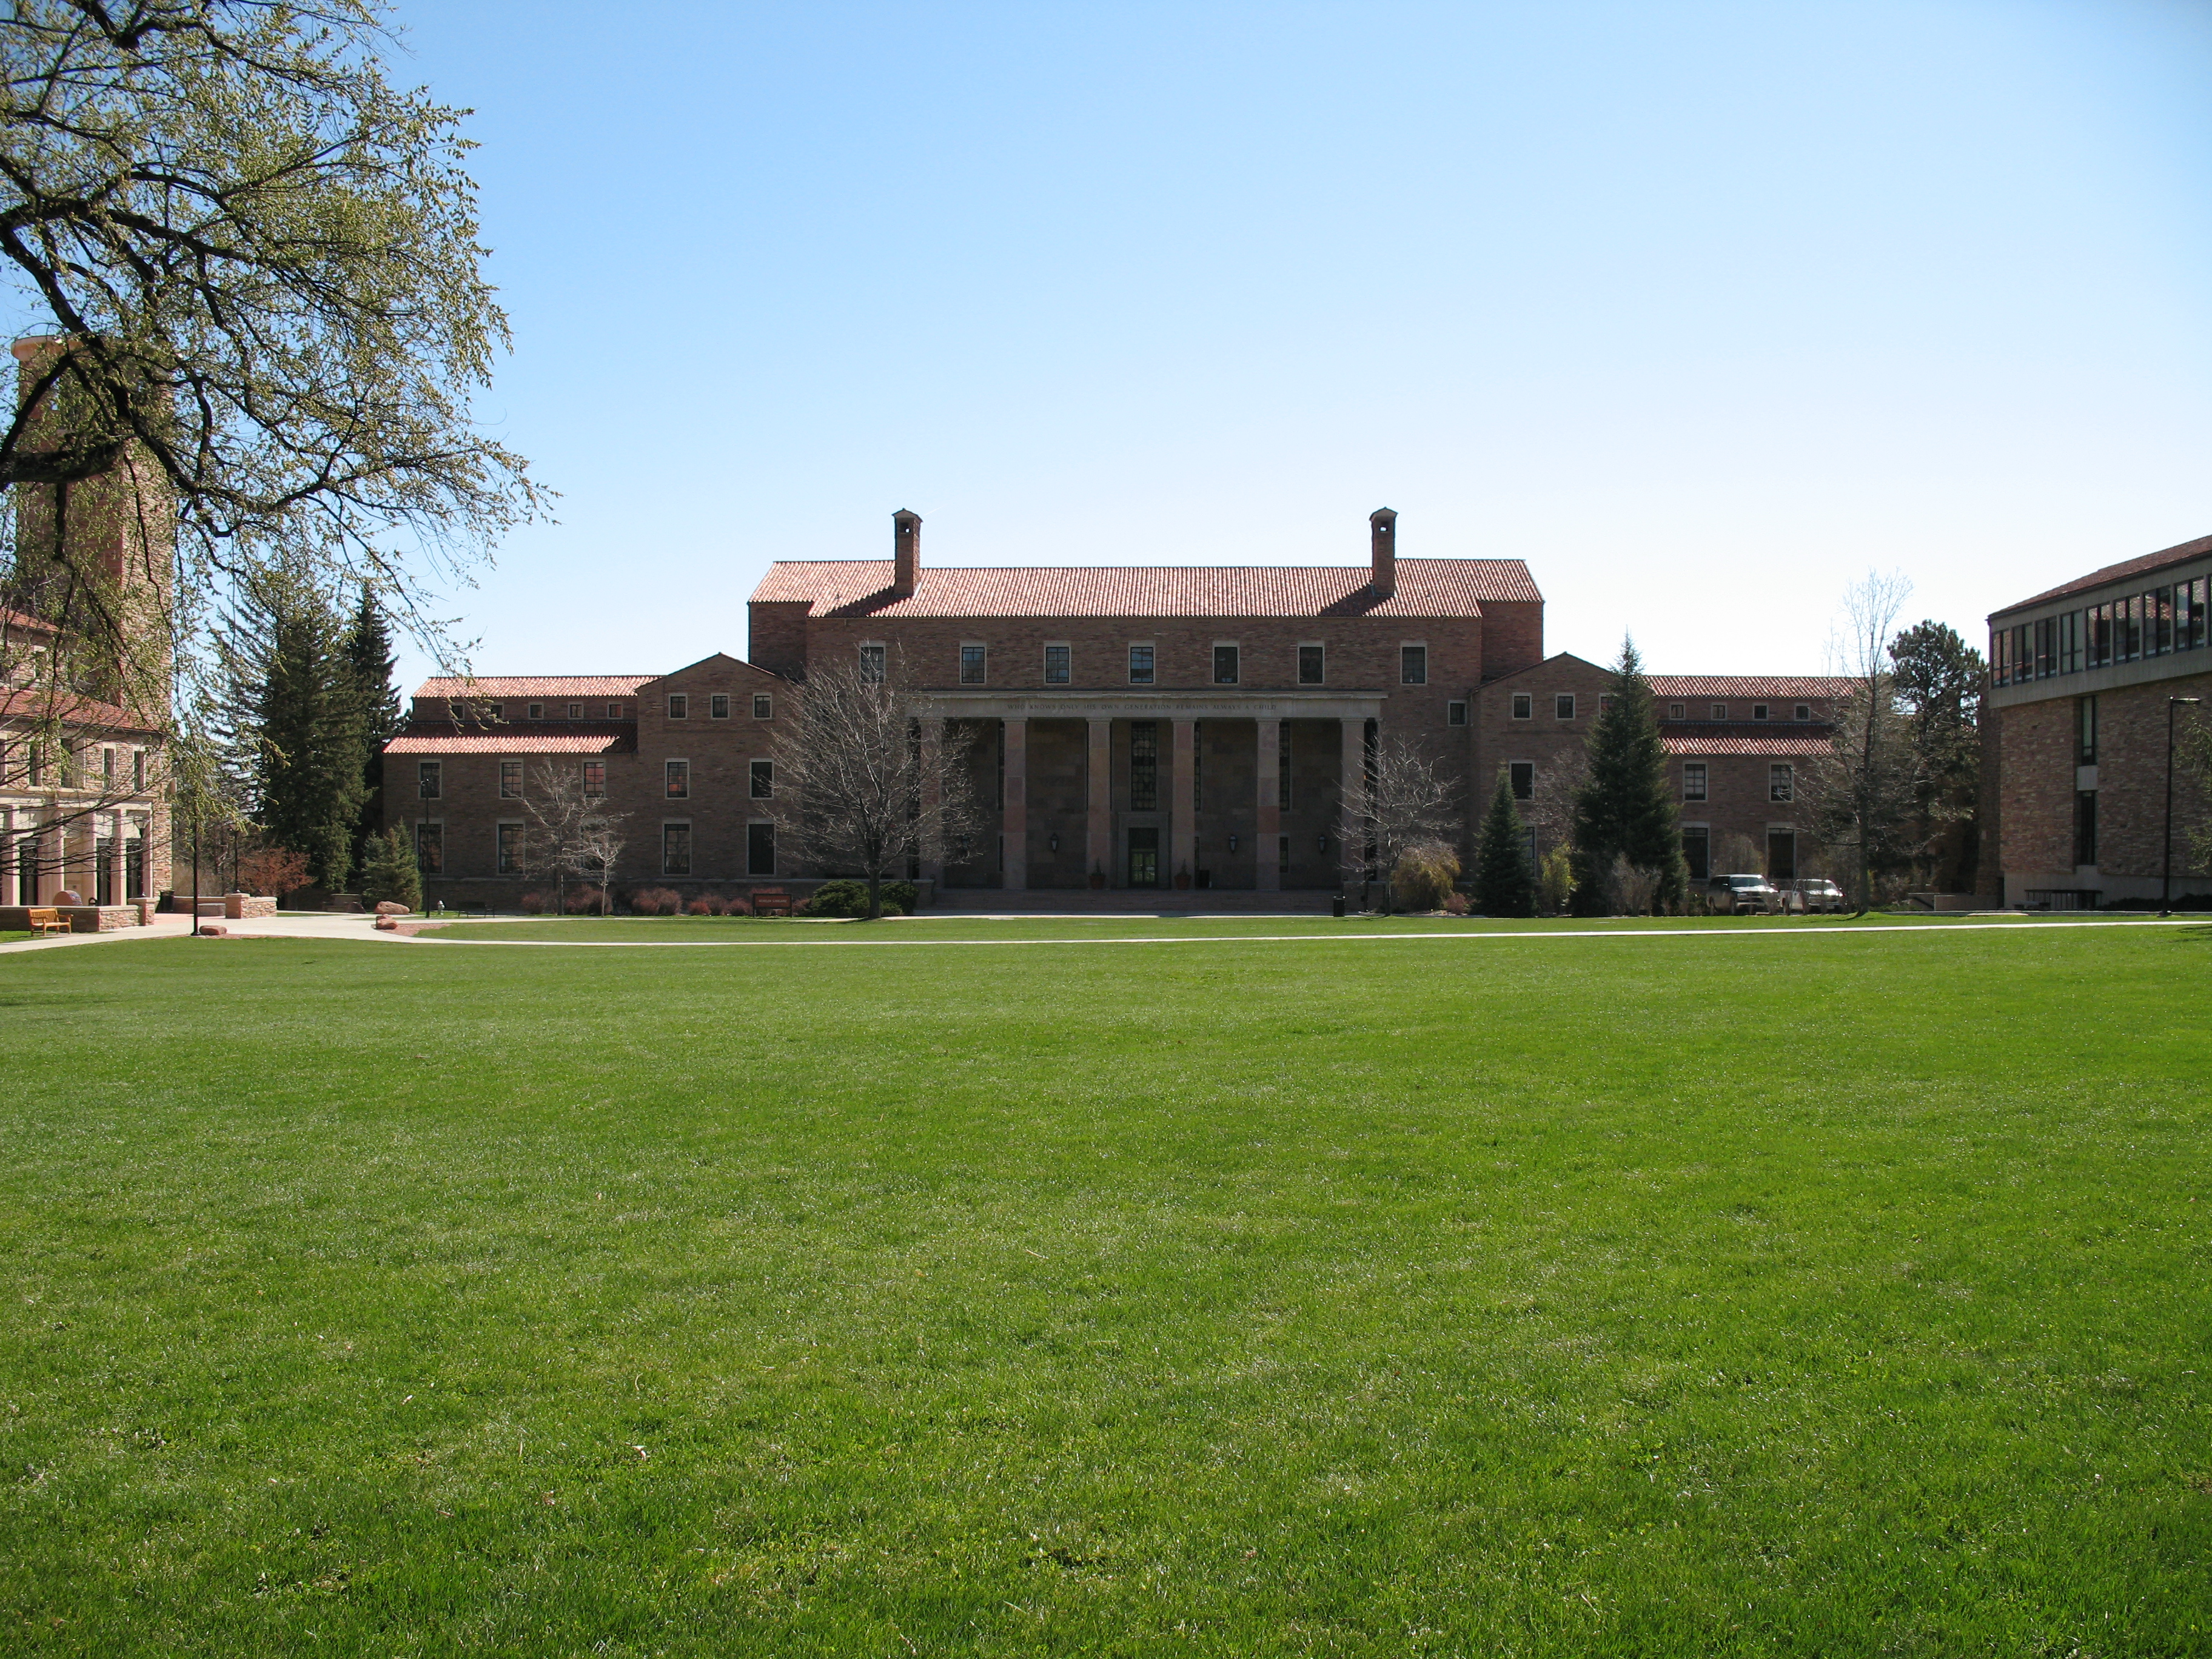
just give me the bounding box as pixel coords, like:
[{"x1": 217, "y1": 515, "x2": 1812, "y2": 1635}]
[
  {"x1": 0, "y1": 688, "x2": 160, "y2": 732},
  {"x1": 1647, "y1": 675, "x2": 1852, "y2": 698},
  {"x1": 386, "y1": 723, "x2": 634, "y2": 756},
  {"x1": 750, "y1": 559, "x2": 1540, "y2": 618},
  {"x1": 412, "y1": 675, "x2": 657, "y2": 699},
  {"x1": 1994, "y1": 531, "x2": 2212, "y2": 616},
  {"x1": 1662, "y1": 733, "x2": 1833, "y2": 757},
  {"x1": 0, "y1": 607, "x2": 57, "y2": 636}
]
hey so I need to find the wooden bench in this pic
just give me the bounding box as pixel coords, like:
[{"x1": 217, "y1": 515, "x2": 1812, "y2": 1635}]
[
  {"x1": 751, "y1": 886, "x2": 794, "y2": 917},
  {"x1": 25, "y1": 907, "x2": 70, "y2": 937}
]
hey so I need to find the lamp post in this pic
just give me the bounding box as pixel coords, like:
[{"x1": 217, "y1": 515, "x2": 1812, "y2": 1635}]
[{"x1": 2162, "y1": 695, "x2": 2202, "y2": 917}]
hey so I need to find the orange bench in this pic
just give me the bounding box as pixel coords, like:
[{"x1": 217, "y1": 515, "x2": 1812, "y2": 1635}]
[{"x1": 25, "y1": 907, "x2": 70, "y2": 936}]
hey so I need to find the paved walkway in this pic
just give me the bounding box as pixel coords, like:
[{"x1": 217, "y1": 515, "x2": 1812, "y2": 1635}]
[{"x1": 0, "y1": 910, "x2": 421, "y2": 954}]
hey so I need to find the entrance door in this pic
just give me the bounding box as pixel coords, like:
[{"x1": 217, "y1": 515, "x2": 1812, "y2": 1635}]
[
  {"x1": 1766, "y1": 831, "x2": 1797, "y2": 882},
  {"x1": 746, "y1": 821, "x2": 776, "y2": 876},
  {"x1": 1127, "y1": 827, "x2": 1159, "y2": 888}
]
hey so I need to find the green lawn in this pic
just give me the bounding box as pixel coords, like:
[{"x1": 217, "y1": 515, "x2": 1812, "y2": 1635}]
[{"x1": 2, "y1": 919, "x2": 2208, "y2": 1655}]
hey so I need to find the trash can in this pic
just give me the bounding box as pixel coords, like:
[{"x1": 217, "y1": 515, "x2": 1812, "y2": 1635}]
[{"x1": 1332, "y1": 894, "x2": 1346, "y2": 918}]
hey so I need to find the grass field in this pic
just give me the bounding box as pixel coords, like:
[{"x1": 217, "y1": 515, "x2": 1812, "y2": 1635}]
[{"x1": 2, "y1": 916, "x2": 2208, "y2": 1656}]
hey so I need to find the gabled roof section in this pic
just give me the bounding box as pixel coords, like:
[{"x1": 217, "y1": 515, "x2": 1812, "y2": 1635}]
[
  {"x1": 1994, "y1": 531, "x2": 2212, "y2": 617},
  {"x1": 1479, "y1": 651, "x2": 1610, "y2": 688},
  {"x1": 1663, "y1": 733, "x2": 1833, "y2": 757},
  {"x1": 0, "y1": 606, "x2": 57, "y2": 637},
  {"x1": 750, "y1": 558, "x2": 1540, "y2": 620},
  {"x1": 385, "y1": 722, "x2": 635, "y2": 756},
  {"x1": 634, "y1": 652, "x2": 794, "y2": 691},
  {"x1": 1648, "y1": 674, "x2": 1852, "y2": 699},
  {"x1": 412, "y1": 674, "x2": 657, "y2": 699}
]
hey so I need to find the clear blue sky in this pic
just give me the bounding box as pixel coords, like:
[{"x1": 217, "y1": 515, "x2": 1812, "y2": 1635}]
[{"x1": 392, "y1": 0, "x2": 2212, "y2": 689}]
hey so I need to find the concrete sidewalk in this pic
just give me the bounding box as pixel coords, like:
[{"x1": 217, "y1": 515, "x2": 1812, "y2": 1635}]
[{"x1": 0, "y1": 909, "x2": 437, "y2": 955}]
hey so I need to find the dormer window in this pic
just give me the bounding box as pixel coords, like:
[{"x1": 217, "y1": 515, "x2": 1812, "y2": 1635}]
[
  {"x1": 528, "y1": 702, "x2": 543, "y2": 720},
  {"x1": 1710, "y1": 703, "x2": 1726, "y2": 720},
  {"x1": 1668, "y1": 703, "x2": 1684, "y2": 719},
  {"x1": 487, "y1": 702, "x2": 504, "y2": 720},
  {"x1": 1794, "y1": 703, "x2": 1811, "y2": 721},
  {"x1": 567, "y1": 701, "x2": 582, "y2": 720},
  {"x1": 1753, "y1": 704, "x2": 1769, "y2": 720}
]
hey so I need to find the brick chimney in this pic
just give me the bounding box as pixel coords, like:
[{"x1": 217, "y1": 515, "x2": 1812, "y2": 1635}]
[
  {"x1": 892, "y1": 509, "x2": 920, "y2": 597},
  {"x1": 1369, "y1": 507, "x2": 1397, "y2": 598}
]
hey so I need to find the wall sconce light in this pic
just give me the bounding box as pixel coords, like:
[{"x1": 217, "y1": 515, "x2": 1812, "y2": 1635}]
[
  {"x1": 1318, "y1": 834, "x2": 1329, "y2": 854},
  {"x1": 1227, "y1": 833, "x2": 1239, "y2": 854},
  {"x1": 1048, "y1": 832, "x2": 1060, "y2": 854}
]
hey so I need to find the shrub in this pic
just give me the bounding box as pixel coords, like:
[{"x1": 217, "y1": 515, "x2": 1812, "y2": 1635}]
[
  {"x1": 687, "y1": 894, "x2": 728, "y2": 916},
  {"x1": 1442, "y1": 890, "x2": 1470, "y2": 916},
  {"x1": 236, "y1": 845, "x2": 310, "y2": 898},
  {"x1": 1539, "y1": 843, "x2": 1577, "y2": 915},
  {"x1": 627, "y1": 886, "x2": 681, "y2": 916},
  {"x1": 520, "y1": 890, "x2": 549, "y2": 914},
  {"x1": 722, "y1": 894, "x2": 753, "y2": 916},
  {"x1": 1391, "y1": 843, "x2": 1460, "y2": 911},
  {"x1": 563, "y1": 884, "x2": 605, "y2": 914},
  {"x1": 358, "y1": 826, "x2": 423, "y2": 912}
]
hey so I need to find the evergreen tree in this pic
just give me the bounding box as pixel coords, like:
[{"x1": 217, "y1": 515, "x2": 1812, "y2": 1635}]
[
  {"x1": 1889, "y1": 620, "x2": 1983, "y2": 891},
  {"x1": 358, "y1": 825, "x2": 421, "y2": 911},
  {"x1": 343, "y1": 587, "x2": 403, "y2": 871},
  {"x1": 220, "y1": 568, "x2": 369, "y2": 891},
  {"x1": 1570, "y1": 637, "x2": 1685, "y2": 914},
  {"x1": 1471, "y1": 769, "x2": 1538, "y2": 917}
]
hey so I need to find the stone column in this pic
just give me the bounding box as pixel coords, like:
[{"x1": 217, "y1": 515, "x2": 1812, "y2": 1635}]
[
  {"x1": 1255, "y1": 718, "x2": 1281, "y2": 892},
  {"x1": 0, "y1": 811, "x2": 15, "y2": 906},
  {"x1": 1086, "y1": 718, "x2": 1111, "y2": 885},
  {"x1": 1002, "y1": 717, "x2": 1027, "y2": 891},
  {"x1": 1171, "y1": 719, "x2": 1196, "y2": 883},
  {"x1": 918, "y1": 716, "x2": 945, "y2": 887},
  {"x1": 1339, "y1": 717, "x2": 1366, "y2": 877},
  {"x1": 105, "y1": 816, "x2": 126, "y2": 908}
]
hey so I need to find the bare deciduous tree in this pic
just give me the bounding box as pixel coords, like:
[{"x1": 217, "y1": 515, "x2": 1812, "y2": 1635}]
[
  {"x1": 523, "y1": 760, "x2": 627, "y2": 916},
  {"x1": 1337, "y1": 732, "x2": 1458, "y2": 913},
  {"x1": 766, "y1": 655, "x2": 985, "y2": 920},
  {"x1": 1805, "y1": 570, "x2": 1917, "y2": 913}
]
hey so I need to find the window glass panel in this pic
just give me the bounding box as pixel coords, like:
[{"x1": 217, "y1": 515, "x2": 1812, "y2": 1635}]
[
  {"x1": 1213, "y1": 644, "x2": 1239, "y2": 685},
  {"x1": 711, "y1": 694, "x2": 729, "y2": 719},
  {"x1": 960, "y1": 644, "x2": 987, "y2": 684},
  {"x1": 1401, "y1": 645, "x2": 1427, "y2": 685},
  {"x1": 1447, "y1": 700, "x2": 1467, "y2": 726},
  {"x1": 568, "y1": 702, "x2": 582, "y2": 720},
  {"x1": 1794, "y1": 703, "x2": 1811, "y2": 721},
  {"x1": 1129, "y1": 720, "x2": 1158, "y2": 810},
  {"x1": 1509, "y1": 762, "x2": 1533, "y2": 800},
  {"x1": 414, "y1": 822, "x2": 442, "y2": 874},
  {"x1": 1511, "y1": 692, "x2": 1531, "y2": 719},
  {"x1": 1683, "y1": 763, "x2": 1706, "y2": 800},
  {"x1": 668, "y1": 694, "x2": 688, "y2": 719},
  {"x1": 1667, "y1": 703, "x2": 1684, "y2": 719},
  {"x1": 500, "y1": 760, "x2": 522, "y2": 799},
  {"x1": 417, "y1": 761, "x2": 441, "y2": 799},
  {"x1": 663, "y1": 823, "x2": 691, "y2": 876},
  {"x1": 1682, "y1": 826, "x2": 1709, "y2": 882},
  {"x1": 1044, "y1": 644, "x2": 1070, "y2": 684},
  {"x1": 1752, "y1": 704, "x2": 1768, "y2": 720},
  {"x1": 583, "y1": 761, "x2": 605, "y2": 797},
  {"x1": 1555, "y1": 694, "x2": 1575, "y2": 720},
  {"x1": 1298, "y1": 645, "x2": 1324, "y2": 685},
  {"x1": 2077, "y1": 695, "x2": 2097, "y2": 765},
  {"x1": 497, "y1": 823, "x2": 523, "y2": 874},
  {"x1": 528, "y1": 702, "x2": 543, "y2": 719},
  {"x1": 749, "y1": 760, "x2": 774, "y2": 799},
  {"x1": 665, "y1": 760, "x2": 689, "y2": 799},
  {"x1": 1710, "y1": 703, "x2": 1726, "y2": 720},
  {"x1": 2074, "y1": 791, "x2": 2097, "y2": 866},
  {"x1": 1127, "y1": 645, "x2": 1154, "y2": 685},
  {"x1": 1769, "y1": 764, "x2": 1794, "y2": 802},
  {"x1": 753, "y1": 694, "x2": 773, "y2": 719},
  {"x1": 746, "y1": 821, "x2": 775, "y2": 876}
]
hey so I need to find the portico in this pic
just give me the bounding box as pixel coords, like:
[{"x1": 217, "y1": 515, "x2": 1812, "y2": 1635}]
[{"x1": 918, "y1": 689, "x2": 1384, "y2": 891}]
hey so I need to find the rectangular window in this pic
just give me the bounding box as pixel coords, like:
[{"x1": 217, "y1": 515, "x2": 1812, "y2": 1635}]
[
  {"x1": 608, "y1": 702, "x2": 623, "y2": 719},
  {"x1": 1683, "y1": 762, "x2": 1707, "y2": 801},
  {"x1": 1298, "y1": 644, "x2": 1325, "y2": 685},
  {"x1": 1509, "y1": 762, "x2": 1533, "y2": 800},
  {"x1": 749, "y1": 759, "x2": 774, "y2": 799},
  {"x1": 668, "y1": 693, "x2": 688, "y2": 719},
  {"x1": 960, "y1": 643, "x2": 987, "y2": 684},
  {"x1": 1555, "y1": 694, "x2": 1575, "y2": 720},
  {"x1": 528, "y1": 701, "x2": 543, "y2": 720},
  {"x1": 1667, "y1": 702, "x2": 1685, "y2": 720},
  {"x1": 747, "y1": 820, "x2": 776, "y2": 876},
  {"x1": 1129, "y1": 720, "x2": 1158, "y2": 811},
  {"x1": 1192, "y1": 722, "x2": 1204, "y2": 810},
  {"x1": 132, "y1": 749, "x2": 144, "y2": 791},
  {"x1": 2074, "y1": 790, "x2": 2097, "y2": 867},
  {"x1": 102, "y1": 747, "x2": 116, "y2": 786},
  {"x1": 1278, "y1": 726, "x2": 1292, "y2": 810},
  {"x1": 665, "y1": 759, "x2": 689, "y2": 799},
  {"x1": 1213, "y1": 644, "x2": 1239, "y2": 685},
  {"x1": 417, "y1": 760, "x2": 441, "y2": 800},
  {"x1": 1044, "y1": 643, "x2": 1070, "y2": 684},
  {"x1": 488, "y1": 702, "x2": 504, "y2": 720},
  {"x1": 583, "y1": 760, "x2": 606, "y2": 797},
  {"x1": 1511, "y1": 692, "x2": 1532, "y2": 720},
  {"x1": 1401, "y1": 645, "x2": 1428, "y2": 685},
  {"x1": 1752, "y1": 704, "x2": 1769, "y2": 721},
  {"x1": 1682, "y1": 826, "x2": 1710, "y2": 882},
  {"x1": 2184, "y1": 577, "x2": 2208, "y2": 651},
  {"x1": 753, "y1": 694, "x2": 773, "y2": 719},
  {"x1": 662, "y1": 823, "x2": 692, "y2": 877},
  {"x1": 710, "y1": 694, "x2": 730, "y2": 719},
  {"x1": 1710, "y1": 703, "x2": 1727, "y2": 720},
  {"x1": 2118, "y1": 597, "x2": 2142, "y2": 662},
  {"x1": 859, "y1": 643, "x2": 885, "y2": 682},
  {"x1": 1447, "y1": 700, "x2": 1467, "y2": 726},
  {"x1": 1794, "y1": 703, "x2": 1811, "y2": 721},
  {"x1": 414, "y1": 822, "x2": 443, "y2": 874},
  {"x1": 1769, "y1": 763, "x2": 1794, "y2": 802},
  {"x1": 500, "y1": 760, "x2": 523, "y2": 799},
  {"x1": 2077, "y1": 694, "x2": 2097, "y2": 765},
  {"x1": 1278, "y1": 833, "x2": 1290, "y2": 874},
  {"x1": 497, "y1": 822, "x2": 523, "y2": 874},
  {"x1": 1128, "y1": 645, "x2": 1155, "y2": 685}
]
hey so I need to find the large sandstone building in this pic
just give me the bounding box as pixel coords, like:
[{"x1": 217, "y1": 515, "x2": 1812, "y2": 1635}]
[{"x1": 387, "y1": 510, "x2": 1847, "y2": 903}]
